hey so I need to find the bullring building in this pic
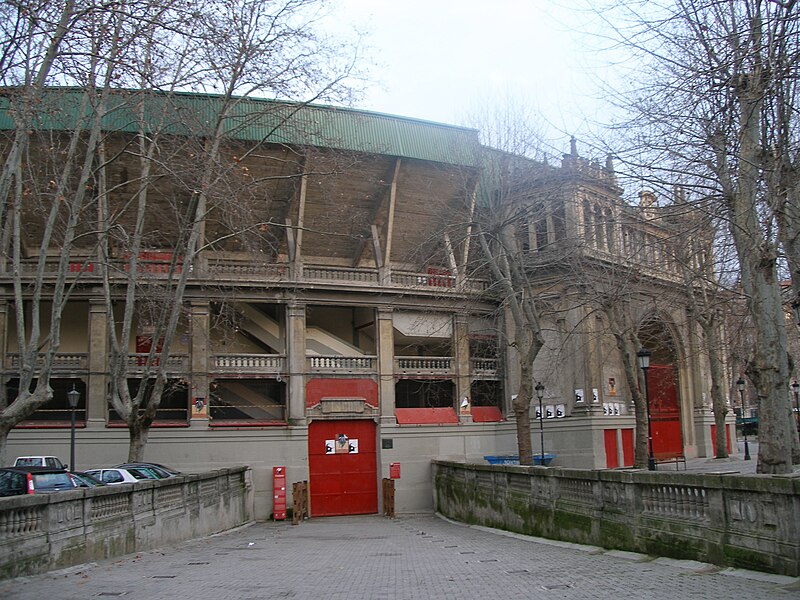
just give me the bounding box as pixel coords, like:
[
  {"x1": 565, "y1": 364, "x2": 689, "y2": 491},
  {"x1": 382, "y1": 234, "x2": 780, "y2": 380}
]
[{"x1": 1, "y1": 89, "x2": 731, "y2": 518}]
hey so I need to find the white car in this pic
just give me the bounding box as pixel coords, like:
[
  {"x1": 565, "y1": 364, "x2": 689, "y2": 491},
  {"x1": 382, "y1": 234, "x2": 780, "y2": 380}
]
[
  {"x1": 84, "y1": 467, "x2": 159, "y2": 485},
  {"x1": 14, "y1": 456, "x2": 67, "y2": 470}
]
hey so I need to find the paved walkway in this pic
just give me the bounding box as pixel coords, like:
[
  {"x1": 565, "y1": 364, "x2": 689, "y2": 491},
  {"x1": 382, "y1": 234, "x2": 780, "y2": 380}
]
[{"x1": 3, "y1": 514, "x2": 797, "y2": 599}]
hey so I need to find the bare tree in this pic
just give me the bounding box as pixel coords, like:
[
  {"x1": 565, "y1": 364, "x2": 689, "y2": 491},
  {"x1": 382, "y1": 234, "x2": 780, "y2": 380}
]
[
  {"x1": 591, "y1": 0, "x2": 800, "y2": 472},
  {"x1": 0, "y1": 1, "x2": 126, "y2": 462},
  {"x1": 94, "y1": 0, "x2": 363, "y2": 460},
  {"x1": 0, "y1": 0, "x2": 364, "y2": 462}
]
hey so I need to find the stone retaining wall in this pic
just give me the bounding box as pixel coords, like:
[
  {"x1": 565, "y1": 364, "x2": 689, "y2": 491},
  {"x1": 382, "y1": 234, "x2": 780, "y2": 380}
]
[
  {"x1": 0, "y1": 467, "x2": 251, "y2": 579},
  {"x1": 433, "y1": 460, "x2": 800, "y2": 576}
]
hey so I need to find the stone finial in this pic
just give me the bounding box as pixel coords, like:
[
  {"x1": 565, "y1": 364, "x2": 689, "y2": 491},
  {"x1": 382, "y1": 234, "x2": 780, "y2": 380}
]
[
  {"x1": 570, "y1": 136, "x2": 578, "y2": 156},
  {"x1": 639, "y1": 189, "x2": 656, "y2": 208}
]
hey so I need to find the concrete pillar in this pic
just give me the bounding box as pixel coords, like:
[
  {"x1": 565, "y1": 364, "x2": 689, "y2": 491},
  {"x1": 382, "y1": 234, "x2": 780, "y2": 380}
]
[
  {"x1": 189, "y1": 301, "x2": 210, "y2": 425},
  {"x1": 286, "y1": 301, "x2": 306, "y2": 424},
  {"x1": 87, "y1": 300, "x2": 108, "y2": 424},
  {"x1": 453, "y1": 314, "x2": 471, "y2": 422},
  {"x1": 376, "y1": 307, "x2": 395, "y2": 424}
]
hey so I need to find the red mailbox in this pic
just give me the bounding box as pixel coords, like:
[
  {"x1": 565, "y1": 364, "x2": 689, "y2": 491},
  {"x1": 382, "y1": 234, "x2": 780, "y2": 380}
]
[
  {"x1": 273, "y1": 466, "x2": 286, "y2": 520},
  {"x1": 389, "y1": 462, "x2": 400, "y2": 479}
]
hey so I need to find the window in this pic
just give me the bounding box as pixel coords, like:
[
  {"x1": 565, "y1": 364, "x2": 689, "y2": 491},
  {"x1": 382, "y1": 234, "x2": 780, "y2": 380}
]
[
  {"x1": 395, "y1": 379, "x2": 454, "y2": 408},
  {"x1": 470, "y1": 380, "x2": 502, "y2": 408},
  {"x1": 595, "y1": 205, "x2": 605, "y2": 249},
  {"x1": 210, "y1": 378, "x2": 286, "y2": 425},
  {"x1": 108, "y1": 378, "x2": 189, "y2": 425},
  {"x1": 605, "y1": 209, "x2": 615, "y2": 251},
  {"x1": 6, "y1": 378, "x2": 87, "y2": 426},
  {"x1": 583, "y1": 201, "x2": 594, "y2": 244}
]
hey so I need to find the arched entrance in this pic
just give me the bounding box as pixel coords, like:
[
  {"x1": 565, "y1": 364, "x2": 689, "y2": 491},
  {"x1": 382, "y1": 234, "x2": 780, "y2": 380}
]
[{"x1": 639, "y1": 320, "x2": 684, "y2": 461}]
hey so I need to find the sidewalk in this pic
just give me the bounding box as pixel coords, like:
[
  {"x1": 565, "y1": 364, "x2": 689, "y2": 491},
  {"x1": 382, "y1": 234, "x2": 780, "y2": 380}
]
[{"x1": 2, "y1": 514, "x2": 796, "y2": 599}]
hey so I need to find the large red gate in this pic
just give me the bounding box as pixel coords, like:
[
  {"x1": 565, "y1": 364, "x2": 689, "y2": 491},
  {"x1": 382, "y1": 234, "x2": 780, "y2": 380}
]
[
  {"x1": 308, "y1": 419, "x2": 377, "y2": 516},
  {"x1": 647, "y1": 365, "x2": 684, "y2": 460}
]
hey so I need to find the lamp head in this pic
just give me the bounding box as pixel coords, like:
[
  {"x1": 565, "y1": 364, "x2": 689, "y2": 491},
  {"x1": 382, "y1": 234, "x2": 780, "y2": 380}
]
[
  {"x1": 736, "y1": 378, "x2": 745, "y2": 392},
  {"x1": 535, "y1": 382, "x2": 545, "y2": 400},
  {"x1": 636, "y1": 347, "x2": 651, "y2": 369},
  {"x1": 67, "y1": 385, "x2": 80, "y2": 409}
]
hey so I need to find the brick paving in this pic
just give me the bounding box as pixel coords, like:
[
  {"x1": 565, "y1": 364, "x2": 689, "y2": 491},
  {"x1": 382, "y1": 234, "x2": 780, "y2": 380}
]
[{"x1": 2, "y1": 513, "x2": 797, "y2": 599}]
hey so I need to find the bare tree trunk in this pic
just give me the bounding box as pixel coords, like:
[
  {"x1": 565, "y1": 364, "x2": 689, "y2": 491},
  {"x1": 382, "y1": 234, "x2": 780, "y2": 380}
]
[{"x1": 606, "y1": 303, "x2": 648, "y2": 468}]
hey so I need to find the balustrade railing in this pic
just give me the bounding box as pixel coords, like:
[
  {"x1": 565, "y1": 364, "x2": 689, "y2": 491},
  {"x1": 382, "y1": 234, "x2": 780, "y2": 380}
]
[
  {"x1": 212, "y1": 354, "x2": 286, "y2": 372},
  {"x1": 5, "y1": 353, "x2": 88, "y2": 371},
  {"x1": 303, "y1": 265, "x2": 379, "y2": 284},
  {"x1": 207, "y1": 259, "x2": 288, "y2": 280},
  {"x1": 394, "y1": 356, "x2": 453, "y2": 374},
  {"x1": 470, "y1": 357, "x2": 499, "y2": 377},
  {"x1": 5, "y1": 257, "x2": 490, "y2": 294},
  {"x1": 126, "y1": 354, "x2": 188, "y2": 372},
  {"x1": 307, "y1": 355, "x2": 377, "y2": 371}
]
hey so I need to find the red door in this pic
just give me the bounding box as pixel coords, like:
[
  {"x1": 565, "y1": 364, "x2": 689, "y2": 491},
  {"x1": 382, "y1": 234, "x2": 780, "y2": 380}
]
[
  {"x1": 308, "y1": 420, "x2": 377, "y2": 516},
  {"x1": 648, "y1": 365, "x2": 683, "y2": 460},
  {"x1": 604, "y1": 429, "x2": 619, "y2": 468}
]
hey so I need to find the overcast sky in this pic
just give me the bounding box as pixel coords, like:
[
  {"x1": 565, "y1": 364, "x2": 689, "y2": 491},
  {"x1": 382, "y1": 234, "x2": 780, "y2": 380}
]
[{"x1": 328, "y1": 1, "x2": 618, "y2": 156}]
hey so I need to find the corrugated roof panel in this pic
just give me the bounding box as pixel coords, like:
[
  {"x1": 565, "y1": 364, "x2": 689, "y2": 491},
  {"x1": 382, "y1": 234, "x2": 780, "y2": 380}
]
[{"x1": 0, "y1": 89, "x2": 481, "y2": 167}]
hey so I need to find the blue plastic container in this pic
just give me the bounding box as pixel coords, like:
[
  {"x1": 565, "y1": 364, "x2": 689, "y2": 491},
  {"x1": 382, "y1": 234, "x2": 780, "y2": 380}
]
[{"x1": 483, "y1": 454, "x2": 555, "y2": 466}]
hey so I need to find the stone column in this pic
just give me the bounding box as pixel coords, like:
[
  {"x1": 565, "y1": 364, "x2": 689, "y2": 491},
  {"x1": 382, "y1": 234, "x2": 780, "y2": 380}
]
[
  {"x1": 286, "y1": 301, "x2": 307, "y2": 424},
  {"x1": 376, "y1": 307, "x2": 396, "y2": 424},
  {"x1": 87, "y1": 299, "x2": 108, "y2": 424},
  {"x1": 453, "y1": 314, "x2": 471, "y2": 422},
  {"x1": 189, "y1": 301, "x2": 210, "y2": 425}
]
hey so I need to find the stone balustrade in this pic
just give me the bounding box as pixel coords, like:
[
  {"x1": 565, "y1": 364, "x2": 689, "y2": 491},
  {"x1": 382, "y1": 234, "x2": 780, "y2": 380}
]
[
  {"x1": 0, "y1": 467, "x2": 251, "y2": 580},
  {"x1": 433, "y1": 460, "x2": 800, "y2": 577}
]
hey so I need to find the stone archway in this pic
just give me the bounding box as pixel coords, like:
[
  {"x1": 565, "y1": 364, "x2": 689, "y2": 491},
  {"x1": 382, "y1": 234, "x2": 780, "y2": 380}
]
[{"x1": 639, "y1": 319, "x2": 686, "y2": 461}]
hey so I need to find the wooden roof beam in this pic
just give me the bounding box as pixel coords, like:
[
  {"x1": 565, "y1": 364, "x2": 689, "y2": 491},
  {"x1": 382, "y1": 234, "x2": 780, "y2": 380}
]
[{"x1": 351, "y1": 157, "x2": 401, "y2": 268}]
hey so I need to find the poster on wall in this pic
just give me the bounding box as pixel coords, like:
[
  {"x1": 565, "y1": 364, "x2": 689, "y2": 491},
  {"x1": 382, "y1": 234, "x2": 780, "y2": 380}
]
[
  {"x1": 592, "y1": 388, "x2": 599, "y2": 403},
  {"x1": 325, "y1": 434, "x2": 359, "y2": 454},
  {"x1": 608, "y1": 377, "x2": 617, "y2": 397},
  {"x1": 575, "y1": 388, "x2": 584, "y2": 403}
]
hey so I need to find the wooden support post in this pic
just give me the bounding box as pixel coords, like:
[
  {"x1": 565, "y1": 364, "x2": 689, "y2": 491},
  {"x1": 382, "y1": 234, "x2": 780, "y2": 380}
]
[
  {"x1": 291, "y1": 480, "x2": 310, "y2": 525},
  {"x1": 382, "y1": 478, "x2": 395, "y2": 518}
]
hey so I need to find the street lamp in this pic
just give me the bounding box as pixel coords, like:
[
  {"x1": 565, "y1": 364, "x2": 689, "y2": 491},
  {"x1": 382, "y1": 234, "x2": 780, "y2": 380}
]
[
  {"x1": 792, "y1": 380, "x2": 800, "y2": 434},
  {"x1": 637, "y1": 347, "x2": 656, "y2": 471},
  {"x1": 535, "y1": 382, "x2": 546, "y2": 467},
  {"x1": 67, "y1": 385, "x2": 80, "y2": 471},
  {"x1": 736, "y1": 378, "x2": 750, "y2": 461}
]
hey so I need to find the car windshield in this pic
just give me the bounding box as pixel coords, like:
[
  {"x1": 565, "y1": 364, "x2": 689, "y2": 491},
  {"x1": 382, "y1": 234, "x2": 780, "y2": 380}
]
[
  {"x1": 32, "y1": 472, "x2": 74, "y2": 491},
  {"x1": 127, "y1": 468, "x2": 157, "y2": 480}
]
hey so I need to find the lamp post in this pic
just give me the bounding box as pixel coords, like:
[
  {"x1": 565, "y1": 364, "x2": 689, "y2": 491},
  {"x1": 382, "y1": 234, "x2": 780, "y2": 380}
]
[
  {"x1": 792, "y1": 380, "x2": 799, "y2": 434},
  {"x1": 67, "y1": 385, "x2": 80, "y2": 470},
  {"x1": 535, "y1": 382, "x2": 545, "y2": 466},
  {"x1": 637, "y1": 347, "x2": 656, "y2": 471},
  {"x1": 736, "y1": 378, "x2": 750, "y2": 461}
]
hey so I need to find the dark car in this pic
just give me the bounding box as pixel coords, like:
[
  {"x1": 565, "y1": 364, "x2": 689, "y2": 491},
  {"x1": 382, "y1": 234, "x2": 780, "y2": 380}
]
[
  {"x1": 0, "y1": 466, "x2": 77, "y2": 496},
  {"x1": 68, "y1": 471, "x2": 106, "y2": 488}
]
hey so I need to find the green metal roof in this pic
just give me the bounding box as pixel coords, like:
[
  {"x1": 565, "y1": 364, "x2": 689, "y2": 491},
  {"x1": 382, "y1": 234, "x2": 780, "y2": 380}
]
[{"x1": 0, "y1": 88, "x2": 481, "y2": 167}]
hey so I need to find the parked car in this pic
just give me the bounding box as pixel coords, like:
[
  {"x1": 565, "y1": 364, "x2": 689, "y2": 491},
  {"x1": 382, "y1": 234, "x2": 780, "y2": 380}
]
[
  {"x1": 84, "y1": 467, "x2": 160, "y2": 485},
  {"x1": 113, "y1": 462, "x2": 180, "y2": 478},
  {"x1": 13, "y1": 456, "x2": 67, "y2": 470},
  {"x1": 68, "y1": 471, "x2": 106, "y2": 488},
  {"x1": 0, "y1": 466, "x2": 76, "y2": 496}
]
